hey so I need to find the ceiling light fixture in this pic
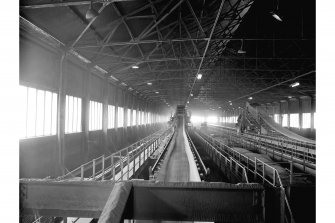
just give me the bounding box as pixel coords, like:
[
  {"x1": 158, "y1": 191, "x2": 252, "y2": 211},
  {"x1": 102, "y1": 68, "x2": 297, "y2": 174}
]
[
  {"x1": 85, "y1": 2, "x2": 99, "y2": 20},
  {"x1": 288, "y1": 96, "x2": 292, "y2": 99},
  {"x1": 147, "y1": 82, "x2": 152, "y2": 85},
  {"x1": 229, "y1": 102, "x2": 232, "y2": 106},
  {"x1": 237, "y1": 39, "x2": 246, "y2": 54},
  {"x1": 131, "y1": 65, "x2": 139, "y2": 69},
  {"x1": 248, "y1": 96, "x2": 253, "y2": 100},
  {"x1": 270, "y1": 12, "x2": 283, "y2": 22},
  {"x1": 187, "y1": 101, "x2": 189, "y2": 104},
  {"x1": 190, "y1": 93, "x2": 193, "y2": 97},
  {"x1": 197, "y1": 73, "x2": 202, "y2": 80},
  {"x1": 155, "y1": 91, "x2": 159, "y2": 94},
  {"x1": 270, "y1": 0, "x2": 283, "y2": 22},
  {"x1": 290, "y1": 82, "x2": 300, "y2": 88}
]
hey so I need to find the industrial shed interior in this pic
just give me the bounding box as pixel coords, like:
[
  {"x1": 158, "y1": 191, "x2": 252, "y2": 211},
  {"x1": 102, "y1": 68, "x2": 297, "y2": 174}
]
[{"x1": 19, "y1": 0, "x2": 316, "y2": 223}]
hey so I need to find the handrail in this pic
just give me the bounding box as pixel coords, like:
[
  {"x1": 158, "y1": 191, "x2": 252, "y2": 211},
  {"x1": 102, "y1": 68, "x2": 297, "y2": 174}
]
[
  {"x1": 207, "y1": 124, "x2": 316, "y2": 168},
  {"x1": 209, "y1": 123, "x2": 316, "y2": 147},
  {"x1": 196, "y1": 129, "x2": 295, "y2": 223},
  {"x1": 58, "y1": 126, "x2": 173, "y2": 180},
  {"x1": 152, "y1": 130, "x2": 175, "y2": 172},
  {"x1": 231, "y1": 157, "x2": 249, "y2": 183},
  {"x1": 192, "y1": 131, "x2": 249, "y2": 183}
]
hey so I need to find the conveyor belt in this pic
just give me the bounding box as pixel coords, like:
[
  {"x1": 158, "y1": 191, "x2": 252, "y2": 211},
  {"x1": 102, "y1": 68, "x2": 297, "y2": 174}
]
[{"x1": 157, "y1": 117, "x2": 200, "y2": 182}]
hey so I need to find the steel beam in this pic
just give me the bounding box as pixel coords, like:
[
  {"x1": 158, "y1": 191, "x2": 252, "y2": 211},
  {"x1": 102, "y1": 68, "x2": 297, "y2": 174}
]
[
  {"x1": 187, "y1": 0, "x2": 226, "y2": 104},
  {"x1": 20, "y1": 0, "x2": 135, "y2": 9}
]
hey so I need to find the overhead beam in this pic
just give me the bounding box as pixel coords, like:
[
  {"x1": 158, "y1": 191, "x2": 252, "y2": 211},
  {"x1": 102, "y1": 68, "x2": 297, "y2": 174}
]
[
  {"x1": 139, "y1": 0, "x2": 185, "y2": 40},
  {"x1": 74, "y1": 38, "x2": 315, "y2": 49},
  {"x1": 20, "y1": 0, "x2": 135, "y2": 9},
  {"x1": 187, "y1": 0, "x2": 226, "y2": 104}
]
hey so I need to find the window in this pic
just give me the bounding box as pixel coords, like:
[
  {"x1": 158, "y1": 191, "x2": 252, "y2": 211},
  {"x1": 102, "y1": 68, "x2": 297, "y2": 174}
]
[
  {"x1": 290, "y1": 113, "x2": 299, "y2": 128},
  {"x1": 302, "y1": 113, "x2": 311, "y2": 128},
  {"x1": 313, "y1": 112, "x2": 316, "y2": 129},
  {"x1": 127, "y1": 109, "x2": 131, "y2": 127},
  {"x1": 148, "y1": 112, "x2": 151, "y2": 124},
  {"x1": 137, "y1": 110, "x2": 141, "y2": 125},
  {"x1": 65, "y1": 95, "x2": 82, "y2": 133},
  {"x1": 132, "y1": 109, "x2": 136, "y2": 126},
  {"x1": 89, "y1": 100, "x2": 102, "y2": 131},
  {"x1": 274, "y1": 114, "x2": 280, "y2": 124},
  {"x1": 20, "y1": 85, "x2": 57, "y2": 139},
  {"x1": 118, "y1": 107, "x2": 124, "y2": 128},
  {"x1": 141, "y1": 111, "x2": 145, "y2": 125},
  {"x1": 108, "y1": 105, "x2": 115, "y2": 129},
  {"x1": 282, "y1": 114, "x2": 288, "y2": 127}
]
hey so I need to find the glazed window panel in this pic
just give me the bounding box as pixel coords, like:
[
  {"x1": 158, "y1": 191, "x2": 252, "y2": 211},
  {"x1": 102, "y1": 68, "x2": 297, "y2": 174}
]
[
  {"x1": 127, "y1": 109, "x2": 131, "y2": 127},
  {"x1": 132, "y1": 109, "x2": 136, "y2": 126},
  {"x1": 65, "y1": 95, "x2": 82, "y2": 134},
  {"x1": 290, "y1": 113, "x2": 299, "y2": 128},
  {"x1": 302, "y1": 113, "x2": 311, "y2": 128},
  {"x1": 118, "y1": 107, "x2": 124, "y2": 128},
  {"x1": 274, "y1": 114, "x2": 280, "y2": 124},
  {"x1": 89, "y1": 100, "x2": 103, "y2": 131},
  {"x1": 20, "y1": 85, "x2": 58, "y2": 139},
  {"x1": 282, "y1": 114, "x2": 288, "y2": 127},
  {"x1": 108, "y1": 105, "x2": 115, "y2": 129}
]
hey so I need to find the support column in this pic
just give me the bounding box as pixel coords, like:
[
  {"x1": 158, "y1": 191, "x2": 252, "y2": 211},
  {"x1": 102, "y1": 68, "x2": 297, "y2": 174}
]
[
  {"x1": 122, "y1": 90, "x2": 127, "y2": 147},
  {"x1": 114, "y1": 89, "x2": 119, "y2": 150},
  {"x1": 82, "y1": 70, "x2": 90, "y2": 164},
  {"x1": 102, "y1": 76, "x2": 109, "y2": 152},
  {"x1": 57, "y1": 53, "x2": 66, "y2": 176}
]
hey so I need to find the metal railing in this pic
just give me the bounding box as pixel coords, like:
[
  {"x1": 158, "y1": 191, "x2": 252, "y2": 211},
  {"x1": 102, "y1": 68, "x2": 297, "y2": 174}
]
[
  {"x1": 190, "y1": 131, "x2": 249, "y2": 183},
  {"x1": 208, "y1": 124, "x2": 315, "y2": 172},
  {"x1": 58, "y1": 126, "x2": 173, "y2": 181},
  {"x1": 151, "y1": 129, "x2": 175, "y2": 175},
  {"x1": 193, "y1": 130, "x2": 294, "y2": 223}
]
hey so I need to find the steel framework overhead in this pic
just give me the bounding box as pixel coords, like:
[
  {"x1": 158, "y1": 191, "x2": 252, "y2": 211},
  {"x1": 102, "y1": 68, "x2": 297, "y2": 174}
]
[{"x1": 20, "y1": 0, "x2": 315, "y2": 109}]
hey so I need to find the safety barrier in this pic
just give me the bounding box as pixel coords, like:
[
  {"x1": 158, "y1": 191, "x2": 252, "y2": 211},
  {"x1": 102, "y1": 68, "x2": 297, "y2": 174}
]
[
  {"x1": 193, "y1": 129, "x2": 295, "y2": 223},
  {"x1": 58, "y1": 126, "x2": 174, "y2": 181},
  {"x1": 208, "y1": 124, "x2": 315, "y2": 173},
  {"x1": 190, "y1": 131, "x2": 249, "y2": 183}
]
